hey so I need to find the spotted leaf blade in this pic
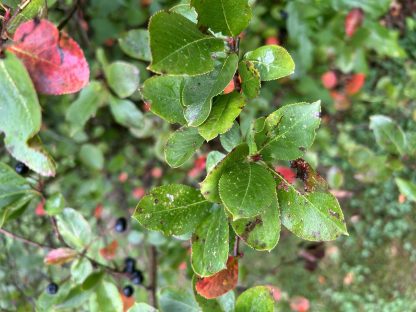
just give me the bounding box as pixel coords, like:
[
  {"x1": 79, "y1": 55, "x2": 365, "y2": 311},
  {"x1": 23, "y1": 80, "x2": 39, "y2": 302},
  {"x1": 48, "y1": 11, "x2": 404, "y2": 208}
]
[
  {"x1": 133, "y1": 185, "x2": 211, "y2": 236},
  {"x1": 276, "y1": 169, "x2": 347, "y2": 241},
  {"x1": 183, "y1": 53, "x2": 239, "y2": 126},
  {"x1": 256, "y1": 101, "x2": 321, "y2": 161},
  {"x1": 191, "y1": 0, "x2": 252, "y2": 37},
  {"x1": 148, "y1": 11, "x2": 224, "y2": 75},
  {"x1": 191, "y1": 207, "x2": 229, "y2": 277},
  {"x1": 244, "y1": 45, "x2": 295, "y2": 81},
  {"x1": 232, "y1": 193, "x2": 280, "y2": 251},
  {"x1": 165, "y1": 127, "x2": 205, "y2": 168},
  {"x1": 0, "y1": 53, "x2": 56, "y2": 176},
  {"x1": 219, "y1": 162, "x2": 276, "y2": 220}
]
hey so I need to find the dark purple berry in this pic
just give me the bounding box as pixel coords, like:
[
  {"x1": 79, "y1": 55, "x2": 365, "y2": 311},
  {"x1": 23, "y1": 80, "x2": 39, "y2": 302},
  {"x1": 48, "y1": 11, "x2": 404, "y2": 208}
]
[
  {"x1": 130, "y1": 270, "x2": 144, "y2": 285},
  {"x1": 46, "y1": 282, "x2": 59, "y2": 295},
  {"x1": 123, "y1": 285, "x2": 134, "y2": 297},
  {"x1": 124, "y1": 257, "x2": 136, "y2": 273},
  {"x1": 114, "y1": 217, "x2": 127, "y2": 233},
  {"x1": 15, "y1": 162, "x2": 29, "y2": 175}
]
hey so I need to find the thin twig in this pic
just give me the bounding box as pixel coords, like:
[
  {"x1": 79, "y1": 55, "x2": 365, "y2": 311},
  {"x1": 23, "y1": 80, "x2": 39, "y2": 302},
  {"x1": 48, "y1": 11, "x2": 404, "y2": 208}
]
[
  {"x1": 0, "y1": 228, "x2": 52, "y2": 249},
  {"x1": 233, "y1": 235, "x2": 240, "y2": 257},
  {"x1": 148, "y1": 246, "x2": 158, "y2": 308},
  {"x1": 58, "y1": 0, "x2": 80, "y2": 30}
]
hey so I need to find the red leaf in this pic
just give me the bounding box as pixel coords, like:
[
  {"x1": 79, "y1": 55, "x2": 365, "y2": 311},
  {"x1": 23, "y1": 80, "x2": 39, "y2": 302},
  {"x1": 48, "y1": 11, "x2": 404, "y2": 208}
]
[
  {"x1": 94, "y1": 204, "x2": 104, "y2": 219},
  {"x1": 99, "y1": 240, "x2": 119, "y2": 260},
  {"x1": 345, "y1": 8, "x2": 364, "y2": 38},
  {"x1": 275, "y1": 166, "x2": 296, "y2": 184},
  {"x1": 195, "y1": 256, "x2": 238, "y2": 299},
  {"x1": 188, "y1": 155, "x2": 206, "y2": 178},
  {"x1": 224, "y1": 79, "x2": 235, "y2": 94},
  {"x1": 44, "y1": 248, "x2": 77, "y2": 265},
  {"x1": 8, "y1": 19, "x2": 89, "y2": 95},
  {"x1": 346, "y1": 73, "x2": 365, "y2": 95},
  {"x1": 266, "y1": 285, "x2": 282, "y2": 301},
  {"x1": 120, "y1": 291, "x2": 135, "y2": 312},
  {"x1": 321, "y1": 71, "x2": 337, "y2": 89}
]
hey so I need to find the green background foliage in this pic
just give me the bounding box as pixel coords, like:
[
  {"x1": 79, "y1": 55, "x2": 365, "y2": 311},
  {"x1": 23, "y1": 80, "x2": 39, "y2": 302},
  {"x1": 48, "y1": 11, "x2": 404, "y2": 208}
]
[{"x1": 1, "y1": 0, "x2": 416, "y2": 311}]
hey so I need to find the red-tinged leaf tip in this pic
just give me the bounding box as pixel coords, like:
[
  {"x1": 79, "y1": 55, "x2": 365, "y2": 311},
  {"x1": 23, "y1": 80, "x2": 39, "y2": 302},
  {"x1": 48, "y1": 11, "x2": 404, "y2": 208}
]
[
  {"x1": 99, "y1": 240, "x2": 119, "y2": 260},
  {"x1": 321, "y1": 71, "x2": 337, "y2": 89},
  {"x1": 346, "y1": 73, "x2": 366, "y2": 95},
  {"x1": 44, "y1": 248, "x2": 77, "y2": 265},
  {"x1": 345, "y1": 8, "x2": 364, "y2": 38},
  {"x1": 9, "y1": 19, "x2": 89, "y2": 95},
  {"x1": 120, "y1": 291, "x2": 135, "y2": 312},
  {"x1": 195, "y1": 256, "x2": 238, "y2": 299}
]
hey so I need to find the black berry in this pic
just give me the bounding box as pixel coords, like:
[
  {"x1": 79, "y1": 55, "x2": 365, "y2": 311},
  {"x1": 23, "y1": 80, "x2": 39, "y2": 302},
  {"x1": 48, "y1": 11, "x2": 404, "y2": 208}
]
[
  {"x1": 114, "y1": 217, "x2": 127, "y2": 233},
  {"x1": 131, "y1": 270, "x2": 144, "y2": 285},
  {"x1": 124, "y1": 257, "x2": 136, "y2": 273},
  {"x1": 46, "y1": 282, "x2": 59, "y2": 295},
  {"x1": 123, "y1": 285, "x2": 134, "y2": 297},
  {"x1": 15, "y1": 162, "x2": 29, "y2": 175}
]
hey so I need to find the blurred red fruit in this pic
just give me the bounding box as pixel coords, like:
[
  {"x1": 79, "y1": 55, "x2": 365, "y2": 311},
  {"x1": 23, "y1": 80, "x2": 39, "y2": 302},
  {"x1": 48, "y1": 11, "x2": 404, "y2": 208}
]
[
  {"x1": 266, "y1": 285, "x2": 282, "y2": 301},
  {"x1": 151, "y1": 167, "x2": 163, "y2": 178},
  {"x1": 321, "y1": 71, "x2": 337, "y2": 89},
  {"x1": 346, "y1": 73, "x2": 365, "y2": 95},
  {"x1": 132, "y1": 187, "x2": 145, "y2": 200},
  {"x1": 265, "y1": 36, "x2": 280, "y2": 45},
  {"x1": 118, "y1": 172, "x2": 128, "y2": 183},
  {"x1": 188, "y1": 156, "x2": 206, "y2": 178},
  {"x1": 345, "y1": 8, "x2": 364, "y2": 37},
  {"x1": 35, "y1": 199, "x2": 46, "y2": 216},
  {"x1": 143, "y1": 101, "x2": 151, "y2": 112},
  {"x1": 94, "y1": 204, "x2": 103, "y2": 219},
  {"x1": 290, "y1": 296, "x2": 310, "y2": 312}
]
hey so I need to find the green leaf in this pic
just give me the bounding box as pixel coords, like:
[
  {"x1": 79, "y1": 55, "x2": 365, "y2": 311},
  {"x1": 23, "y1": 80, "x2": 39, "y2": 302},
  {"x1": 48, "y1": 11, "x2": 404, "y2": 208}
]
[
  {"x1": 170, "y1": 3, "x2": 198, "y2": 23},
  {"x1": 206, "y1": 151, "x2": 226, "y2": 173},
  {"x1": 119, "y1": 29, "x2": 151, "y2": 61},
  {"x1": 219, "y1": 162, "x2": 276, "y2": 220},
  {"x1": 93, "y1": 281, "x2": 123, "y2": 312},
  {"x1": 198, "y1": 92, "x2": 246, "y2": 141},
  {"x1": 128, "y1": 303, "x2": 158, "y2": 312},
  {"x1": 66, "y1": 81, "x2": 105, "y2": 136},
  {"x1": 191, "y1": 207, "x2": 229, "y2": 277},
  {"x1": 109, "y1": 96, "x2": 144, "y2": 129},
  {"x1": 6, "y1": 0, "x2": 47, "y2": 34},
  {"x1": 0, "y1": 52, "x2": 55, "y2": 176},
  {"x1": 238, "y1": 61, "x2": 261, "y2": 99},
  {"x1": 142, "y1": 75, "x2": 186, "y2": 125},
  {"x1": 79, "y1": 144, "x2": 104, "y2": 171},
  {"x1": 244, "y1": 45, "x2": 295, "y2": 81},
  {"x1": 165, "y1": 127, "x2": 205, "y2": 168},
  {"x1": 56, "y1": 208, "x2": 92, "y2": 250},
  {"x1": 159, "y1": 288, "x2": 200, "y2": 312},
  {"x1": 183, "y1": 53, "x2": 239, "y2": 126},
  {"x1": 220, "y1": 122, "x2": 241, "y2": 152},
  {"x1": 256, "y1": 101, "x2": 321, "y2": 161},
  {"x1": 56, "y1": 284, "x2": 93, "y2": 310},
  {"x1": 395, "y1": 178, "x2": 416, "y2": 202},
  {"x1": 0, "y1": 162, "x2": 39, "y2": 227},
  {"x1": 71, "y1": 259, "x2": 93, "y2": 285},
  {"x1": 134, "y1": 184, "x2": 211, "y2": 236},
  {"x1": 235, "y1": 286, "x2": 274, "y2": 312},
  {"x1": 105, "y1": 61, "x2": 140, "y2": 98},
  {"x1": 45, "y1": 193, "x2": 65, "y2": 216},
  {"x1": 191, "y1": 0, "x2": 252, "y2": 37},
  {"x1": 276, "y1": 170, "x2": 348, "y2": 241},
  {"x1": 193, "y1": 277, "x2": 235, "y2": 312},
  {"x1": 148, "y1": 11, "x2": 224, "y2": 75},
  {"x1": 200, "y1": 144, "x2": 249, "y2": 203},
  {"x1": 232, "y1": 193, "x2": 280, "y2": 251},
  {"x1": 369, "y1": 115, "x2": 407, "y2": 155}
]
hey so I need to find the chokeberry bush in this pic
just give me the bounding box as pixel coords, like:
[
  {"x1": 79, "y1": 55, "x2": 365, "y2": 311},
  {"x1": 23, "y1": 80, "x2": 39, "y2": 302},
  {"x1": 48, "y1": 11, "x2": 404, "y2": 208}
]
[{"x1": 1, "y1": 0, "x2": 415, "y2": 311}]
